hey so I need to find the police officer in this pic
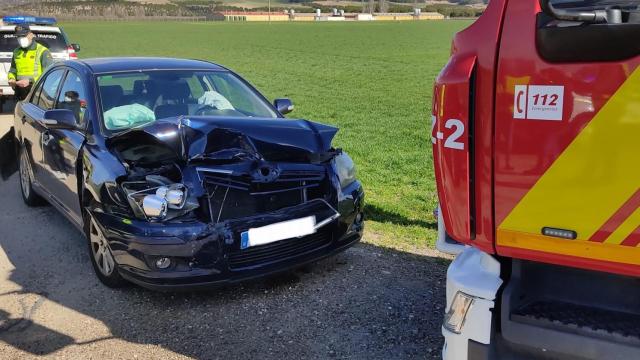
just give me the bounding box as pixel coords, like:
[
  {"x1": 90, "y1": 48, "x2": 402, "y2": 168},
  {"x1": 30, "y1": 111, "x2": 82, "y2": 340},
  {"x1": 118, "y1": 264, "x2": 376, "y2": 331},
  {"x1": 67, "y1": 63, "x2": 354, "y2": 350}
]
[{"x1": 7, "y1": 25, "x2": 53, "y2": 100}]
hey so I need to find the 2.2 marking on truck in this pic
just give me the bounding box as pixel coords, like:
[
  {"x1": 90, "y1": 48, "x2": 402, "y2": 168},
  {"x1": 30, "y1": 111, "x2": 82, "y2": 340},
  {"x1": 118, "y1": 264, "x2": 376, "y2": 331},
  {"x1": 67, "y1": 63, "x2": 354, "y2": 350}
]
[{"x1": 431, "y1": 115, "x2": 465, "y2": 150}]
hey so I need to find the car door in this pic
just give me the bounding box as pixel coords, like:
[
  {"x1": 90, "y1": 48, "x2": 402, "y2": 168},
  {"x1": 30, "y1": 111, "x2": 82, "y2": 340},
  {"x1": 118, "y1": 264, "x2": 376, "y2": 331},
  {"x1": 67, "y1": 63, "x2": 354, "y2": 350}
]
[
  {"x1": 19, "y1": 68, "x2": 65, "y2": 193},
  {"x1": 494, "y1": 1, "x2": 640, "y2": 275},
  {"x1": 39, "y1": 69, "x2": 88, "y2": 226}
]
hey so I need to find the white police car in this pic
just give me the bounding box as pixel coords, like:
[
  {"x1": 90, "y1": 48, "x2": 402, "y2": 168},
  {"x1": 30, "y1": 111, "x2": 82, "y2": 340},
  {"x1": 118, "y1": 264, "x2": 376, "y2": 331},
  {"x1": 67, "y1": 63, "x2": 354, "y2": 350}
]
[{"x1": 0, "y1": 16, "x2": 79, "y2": 103}]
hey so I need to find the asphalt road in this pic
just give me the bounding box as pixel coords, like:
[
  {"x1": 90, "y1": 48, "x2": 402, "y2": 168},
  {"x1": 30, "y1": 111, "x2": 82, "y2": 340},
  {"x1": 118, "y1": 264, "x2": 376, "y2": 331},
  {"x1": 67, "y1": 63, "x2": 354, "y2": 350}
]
[{"x1": 0, "y1": 115, "x2": 449, "y2": 360}]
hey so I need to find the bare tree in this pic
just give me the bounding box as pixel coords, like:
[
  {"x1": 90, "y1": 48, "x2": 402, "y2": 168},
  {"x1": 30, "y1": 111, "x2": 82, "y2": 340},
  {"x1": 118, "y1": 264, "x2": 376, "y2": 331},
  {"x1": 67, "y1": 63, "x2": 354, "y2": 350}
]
[
  {"x1": 135, "y1": 5, "x2": 145, "y2": 18},
  {"x1": 378, "y1": 0, "x2": 388, "y2": 13},
  {"x1": 368, "y1": 0, "x2": 374, "y2": 13}
]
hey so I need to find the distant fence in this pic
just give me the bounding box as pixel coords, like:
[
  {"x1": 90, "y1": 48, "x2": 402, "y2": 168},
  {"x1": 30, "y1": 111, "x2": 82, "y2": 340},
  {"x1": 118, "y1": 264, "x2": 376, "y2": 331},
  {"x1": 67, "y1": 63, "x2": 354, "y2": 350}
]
[
  {"x1": 49, "y1": 13, "x2": 446, "y2": 22},
  {"x1": 52, "y1": 16, "x2": 217, "y2": 22}
]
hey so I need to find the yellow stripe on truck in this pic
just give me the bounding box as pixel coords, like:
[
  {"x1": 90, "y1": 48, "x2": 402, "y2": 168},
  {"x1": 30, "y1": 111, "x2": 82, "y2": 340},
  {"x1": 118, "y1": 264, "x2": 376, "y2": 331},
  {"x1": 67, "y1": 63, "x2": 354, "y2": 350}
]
[
  {"x1": 499, "y1": 230, "x2": 640, "y2": 266},
  {"x1": 498, "y1": 67, "x2": 640, "y2": 256}
]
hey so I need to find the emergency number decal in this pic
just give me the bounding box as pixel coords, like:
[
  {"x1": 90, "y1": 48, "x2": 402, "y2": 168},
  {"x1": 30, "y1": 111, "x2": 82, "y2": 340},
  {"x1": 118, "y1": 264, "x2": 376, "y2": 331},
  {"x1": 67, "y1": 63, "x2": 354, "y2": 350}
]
[{"x1": 514, "y1": 85, "x2": 564, "y2": 121}]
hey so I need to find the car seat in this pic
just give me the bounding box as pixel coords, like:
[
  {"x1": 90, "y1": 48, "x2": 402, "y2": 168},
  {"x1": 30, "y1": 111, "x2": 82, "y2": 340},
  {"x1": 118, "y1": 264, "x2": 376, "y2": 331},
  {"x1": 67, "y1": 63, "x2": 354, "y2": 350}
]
[
  {"x1": 153, "y1": 82, "x2": 191, "y2": 119},
  {"x1": 99, "y1": 85, "x2": 124, "y2": 112},
  {"x1": 129, "y1": 80, "x2": 158, "y2": 109},
  {"x1": 159, "y1": 82, "x2": 192, "y2": 104}
]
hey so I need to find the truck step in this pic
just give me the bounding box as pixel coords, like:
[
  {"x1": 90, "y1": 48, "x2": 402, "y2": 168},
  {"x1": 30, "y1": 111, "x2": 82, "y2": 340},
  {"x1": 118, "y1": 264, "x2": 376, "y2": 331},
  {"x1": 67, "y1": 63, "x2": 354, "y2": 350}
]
[{"x1": 512, "y1": 300, "x2": 640, "y2": 343}]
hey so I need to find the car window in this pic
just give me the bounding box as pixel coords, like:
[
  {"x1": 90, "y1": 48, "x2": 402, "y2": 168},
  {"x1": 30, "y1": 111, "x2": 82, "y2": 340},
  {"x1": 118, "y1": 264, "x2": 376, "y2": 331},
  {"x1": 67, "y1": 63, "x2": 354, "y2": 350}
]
[
  {"x1": 96, "y1": 70, "x2": 278, "y2": 132},
  {"x1": 0, "y1": 30, "x2": 67, "y2": 53},
  {"x1": 0, "y1": 31, "x2": 17, "y2": 53},
  {"x1": 98, "y1": 73, "x2": 146, "y2": 94},
  {"x1": 29, "y1": 78, "x2": 45, "y2": 106},
  {"x1": 551, "y1": 0, "x2": 639, "y2": 4},
  {"x1": 186, "y1": 75, "x2": 206, "y2": 100},
  {"x1": 33, "y1": 32, "x2": 68, "y2": 52},
  {"x1": 550, "y1": 0, "x2": 640, "y2": 8},
  {"x1": 207, "y1": 74, "x2": 266, "y2": 117},
  {"x1": 56, "y1": 71, "x2": 87, "y2": 126},
  {"x1": 36, "y1": 69, "x2": 64, "y2": 110}
]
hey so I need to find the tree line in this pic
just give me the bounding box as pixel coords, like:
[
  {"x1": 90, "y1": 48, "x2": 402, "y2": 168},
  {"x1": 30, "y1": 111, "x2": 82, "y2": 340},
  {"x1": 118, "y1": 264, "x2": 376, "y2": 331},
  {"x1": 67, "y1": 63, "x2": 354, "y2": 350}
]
[{"x1": 1, "y1": 0, "x2": 483, "y2": 19}]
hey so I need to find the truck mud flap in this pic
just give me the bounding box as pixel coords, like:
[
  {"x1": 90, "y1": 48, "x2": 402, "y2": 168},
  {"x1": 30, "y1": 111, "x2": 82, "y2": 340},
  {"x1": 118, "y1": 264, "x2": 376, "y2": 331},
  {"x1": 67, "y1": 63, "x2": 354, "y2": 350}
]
[{"x1": 0, "y1": 127, "x2": 17, "y2": 180}]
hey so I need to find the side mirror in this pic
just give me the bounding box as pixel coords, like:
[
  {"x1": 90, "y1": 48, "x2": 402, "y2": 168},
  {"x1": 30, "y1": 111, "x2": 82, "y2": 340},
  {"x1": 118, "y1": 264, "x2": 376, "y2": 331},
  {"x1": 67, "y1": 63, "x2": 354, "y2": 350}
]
[
  {"x1": 274, "y1": 98, "x2": 294, "y2": 115},
  {"x1": 42, "y1": 109, "x2": 77, "y2": 130},
  {"x1": 71, "y1": 43, "x2": 80, "y2": 52}
]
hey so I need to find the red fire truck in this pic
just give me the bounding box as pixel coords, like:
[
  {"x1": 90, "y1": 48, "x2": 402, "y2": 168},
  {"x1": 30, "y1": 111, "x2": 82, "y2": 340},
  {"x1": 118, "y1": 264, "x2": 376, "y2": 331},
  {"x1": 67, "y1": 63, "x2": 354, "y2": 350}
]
[{"x1": 432, "y1": 0, "x2": 640, "y2": 359}]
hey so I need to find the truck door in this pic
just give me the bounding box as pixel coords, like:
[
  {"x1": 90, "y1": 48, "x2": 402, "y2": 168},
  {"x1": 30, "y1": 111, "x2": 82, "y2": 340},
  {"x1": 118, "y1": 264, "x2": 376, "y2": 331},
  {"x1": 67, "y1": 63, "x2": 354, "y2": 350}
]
[
  {"x1": 432, "y1": 0, "x2": 508, "y2": 254},
  {"x1": 494, "y1": 1, "x2": 640, "y2": 276}
]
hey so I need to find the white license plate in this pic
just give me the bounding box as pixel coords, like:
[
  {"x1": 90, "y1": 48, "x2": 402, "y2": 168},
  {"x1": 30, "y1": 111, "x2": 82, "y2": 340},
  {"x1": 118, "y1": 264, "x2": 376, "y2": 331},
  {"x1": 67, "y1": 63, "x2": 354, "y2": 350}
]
[{"x1": 240, "y1": 216, "x2": 317, "y2": 249}]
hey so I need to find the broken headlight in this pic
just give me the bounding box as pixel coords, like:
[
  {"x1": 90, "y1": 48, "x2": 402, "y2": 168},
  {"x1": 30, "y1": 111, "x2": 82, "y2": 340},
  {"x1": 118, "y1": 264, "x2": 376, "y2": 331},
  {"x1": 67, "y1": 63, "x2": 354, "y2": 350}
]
[
  {"x1": 121, "y1": 176, "x2": 198, "y2": 221},
  {"x1": 334, "y1": 152, "x2": 357, "y2": 189}
]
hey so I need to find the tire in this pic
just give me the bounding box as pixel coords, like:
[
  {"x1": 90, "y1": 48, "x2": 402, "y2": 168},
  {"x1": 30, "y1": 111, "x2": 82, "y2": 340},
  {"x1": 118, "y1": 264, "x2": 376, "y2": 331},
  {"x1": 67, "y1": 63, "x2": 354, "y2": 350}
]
[
  {"x1": 18, "y1": 148, "x2": 45, "y2": 206},
  {"x1": 84, "y1": 207, "x2": 128, "y2": 288}
]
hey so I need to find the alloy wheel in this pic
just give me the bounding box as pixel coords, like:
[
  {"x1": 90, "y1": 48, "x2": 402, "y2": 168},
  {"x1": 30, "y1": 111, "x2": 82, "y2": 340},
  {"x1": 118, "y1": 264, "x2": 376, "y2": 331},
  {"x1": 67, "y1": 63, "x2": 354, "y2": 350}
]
[
  {"x1": 89, "y1": 217, "x2": 115, "y2": 276},
  {"x1": 19, "y1": 151, "x2": 31, "y2": 199}
]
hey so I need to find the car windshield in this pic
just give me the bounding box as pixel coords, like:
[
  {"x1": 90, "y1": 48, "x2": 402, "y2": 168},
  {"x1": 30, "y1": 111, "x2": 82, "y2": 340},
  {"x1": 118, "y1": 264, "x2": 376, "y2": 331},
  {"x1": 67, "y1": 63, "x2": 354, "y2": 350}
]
[
  {"x1": 96, "y1": 70, "x2": 279, "y2": 131},
  {"x1": 0, "y1": 31, "x2": 68, "y2": 53}
]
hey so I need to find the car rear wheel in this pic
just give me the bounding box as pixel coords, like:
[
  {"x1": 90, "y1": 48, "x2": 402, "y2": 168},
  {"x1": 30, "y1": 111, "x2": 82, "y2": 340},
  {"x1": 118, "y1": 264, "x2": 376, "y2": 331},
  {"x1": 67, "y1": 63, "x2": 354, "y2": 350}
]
[
  {"x1": 86, "y1": 213, "x2": 127, "y2": 288},
  {"x1": 19, "y1": 149, "x2": 44, "y2": 206}
]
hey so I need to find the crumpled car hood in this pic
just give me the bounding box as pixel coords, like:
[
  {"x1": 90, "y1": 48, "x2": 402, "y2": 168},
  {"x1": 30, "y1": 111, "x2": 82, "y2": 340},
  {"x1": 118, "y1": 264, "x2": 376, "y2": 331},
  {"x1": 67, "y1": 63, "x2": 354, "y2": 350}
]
[{"x1": 108, "y1": 116, "x2": 339, "y2": 163}]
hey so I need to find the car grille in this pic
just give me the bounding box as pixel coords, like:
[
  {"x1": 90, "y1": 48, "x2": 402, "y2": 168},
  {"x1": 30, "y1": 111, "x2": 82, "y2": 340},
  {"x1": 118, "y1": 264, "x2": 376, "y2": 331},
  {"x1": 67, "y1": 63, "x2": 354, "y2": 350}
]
[
  {"x1": 200, "y1": 168, "x2": 327, "y2": 222},
  {"x1": 227, "y1": 230, "x2": 333, "y2": 270}
]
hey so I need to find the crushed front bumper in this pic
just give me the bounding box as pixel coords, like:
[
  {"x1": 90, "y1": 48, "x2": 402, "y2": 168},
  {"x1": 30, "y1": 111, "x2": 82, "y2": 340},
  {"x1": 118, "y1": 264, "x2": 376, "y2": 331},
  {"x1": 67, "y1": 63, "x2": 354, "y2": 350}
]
[{"x1": 91, "y1": 181, "x2": 364, "y2": 291}]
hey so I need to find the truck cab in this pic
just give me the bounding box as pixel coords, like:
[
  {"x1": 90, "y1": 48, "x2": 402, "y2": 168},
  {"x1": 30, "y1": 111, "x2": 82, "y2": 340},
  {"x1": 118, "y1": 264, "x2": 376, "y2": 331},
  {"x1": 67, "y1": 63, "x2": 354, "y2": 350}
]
[{"x1": 433, "y1": 1, "x2": 640, "y2": 358}]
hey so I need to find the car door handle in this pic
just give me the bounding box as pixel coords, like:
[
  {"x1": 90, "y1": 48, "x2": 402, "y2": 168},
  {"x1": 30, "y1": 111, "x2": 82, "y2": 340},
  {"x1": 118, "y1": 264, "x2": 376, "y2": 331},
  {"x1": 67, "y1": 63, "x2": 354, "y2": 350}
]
[{"x1": 42, "y1": 132, "x2": 53, "y2": 146}]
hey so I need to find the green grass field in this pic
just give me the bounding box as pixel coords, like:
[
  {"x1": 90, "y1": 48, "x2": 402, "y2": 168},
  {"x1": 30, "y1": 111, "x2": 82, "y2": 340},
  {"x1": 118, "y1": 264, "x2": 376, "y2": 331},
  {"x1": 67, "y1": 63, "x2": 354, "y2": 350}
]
[{"x1": 61, "y1": 20, "x2": 471, "y2": 254}]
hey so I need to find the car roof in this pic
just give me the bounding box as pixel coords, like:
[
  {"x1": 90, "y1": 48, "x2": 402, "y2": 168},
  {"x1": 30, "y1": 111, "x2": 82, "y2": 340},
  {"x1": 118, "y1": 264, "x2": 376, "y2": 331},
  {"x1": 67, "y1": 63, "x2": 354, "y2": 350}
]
[
  {"x1": 75, "y1": 57, "x2": 227, "y2": 74},
  {"x1": 0, "y1": 25, "x2": 61, "y2": 33}
]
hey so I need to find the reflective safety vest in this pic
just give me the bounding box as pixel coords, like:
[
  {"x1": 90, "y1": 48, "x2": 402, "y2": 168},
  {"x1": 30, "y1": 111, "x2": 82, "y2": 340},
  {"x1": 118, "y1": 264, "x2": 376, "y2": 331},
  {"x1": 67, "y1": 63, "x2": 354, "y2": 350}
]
[{"x1": 8, "y1": 43, "x2": 49, "y2": 82}]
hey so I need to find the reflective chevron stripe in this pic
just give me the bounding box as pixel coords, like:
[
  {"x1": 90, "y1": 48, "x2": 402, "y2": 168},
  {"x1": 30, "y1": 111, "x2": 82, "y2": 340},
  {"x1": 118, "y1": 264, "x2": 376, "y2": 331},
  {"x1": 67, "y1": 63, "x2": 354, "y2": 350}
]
[{"x1": 589, "y1": 189, "x2": 640, "y2": 243}]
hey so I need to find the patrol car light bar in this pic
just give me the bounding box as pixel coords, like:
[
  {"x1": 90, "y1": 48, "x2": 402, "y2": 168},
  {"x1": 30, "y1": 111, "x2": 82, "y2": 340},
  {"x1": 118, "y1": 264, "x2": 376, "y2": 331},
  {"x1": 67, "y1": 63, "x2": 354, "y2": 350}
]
[{"x1": 2, "y1": 16, "x2": 57, "y2": 26}]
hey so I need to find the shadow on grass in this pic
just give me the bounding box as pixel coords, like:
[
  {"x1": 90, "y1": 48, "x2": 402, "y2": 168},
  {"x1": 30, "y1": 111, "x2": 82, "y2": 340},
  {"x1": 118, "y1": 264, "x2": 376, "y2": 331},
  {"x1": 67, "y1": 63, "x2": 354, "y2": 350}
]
[{"x1": 365, "y1": 204, "x2": 437, "y2": 230}]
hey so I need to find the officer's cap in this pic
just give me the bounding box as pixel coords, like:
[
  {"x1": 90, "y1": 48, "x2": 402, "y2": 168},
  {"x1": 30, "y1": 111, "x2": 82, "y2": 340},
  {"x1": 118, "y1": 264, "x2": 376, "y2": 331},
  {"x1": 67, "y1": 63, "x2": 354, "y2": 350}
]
[{"x1": 14, "y1": 25, "x2": 31, "y2": 37}]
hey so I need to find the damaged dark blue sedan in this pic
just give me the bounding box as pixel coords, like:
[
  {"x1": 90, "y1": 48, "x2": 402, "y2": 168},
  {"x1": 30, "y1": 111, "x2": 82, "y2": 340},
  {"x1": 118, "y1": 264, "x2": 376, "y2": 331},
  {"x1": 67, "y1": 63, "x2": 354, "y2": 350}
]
[{"x1": 0, "y1": 58, "x2": 364, "y2": 291}]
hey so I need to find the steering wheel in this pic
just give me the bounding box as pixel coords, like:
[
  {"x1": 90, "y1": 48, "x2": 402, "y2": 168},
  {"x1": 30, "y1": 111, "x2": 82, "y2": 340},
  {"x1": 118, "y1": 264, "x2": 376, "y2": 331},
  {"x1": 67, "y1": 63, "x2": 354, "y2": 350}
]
[{"x1": 195, "y1": 105, "x2": 218, "y2": 116}]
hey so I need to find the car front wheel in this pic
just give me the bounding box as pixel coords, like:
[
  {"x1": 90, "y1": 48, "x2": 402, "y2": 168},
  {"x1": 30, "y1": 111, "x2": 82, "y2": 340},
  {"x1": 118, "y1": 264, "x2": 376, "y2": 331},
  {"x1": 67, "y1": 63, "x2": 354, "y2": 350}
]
[{"x1": 85, "y1": 213, "x2": 127, "y2": 288}]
